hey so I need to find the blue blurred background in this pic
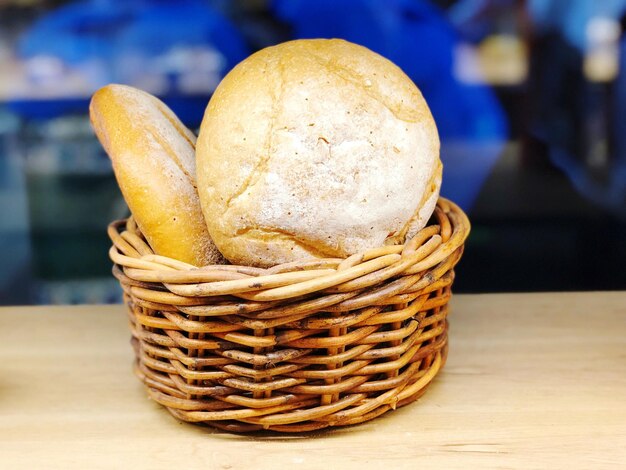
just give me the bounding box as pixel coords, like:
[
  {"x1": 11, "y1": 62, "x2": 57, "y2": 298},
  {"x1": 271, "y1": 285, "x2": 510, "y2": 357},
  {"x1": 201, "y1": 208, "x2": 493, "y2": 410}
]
[{"x1": 0, "y1": 0, "x2": 625, "y2": 304}]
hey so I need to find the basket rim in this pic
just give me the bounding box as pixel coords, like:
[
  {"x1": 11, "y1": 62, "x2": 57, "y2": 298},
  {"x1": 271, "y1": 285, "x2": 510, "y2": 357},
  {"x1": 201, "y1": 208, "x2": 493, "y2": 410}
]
[{"x1": 108, "y1": 197, "x2": 469, "y2": 302}]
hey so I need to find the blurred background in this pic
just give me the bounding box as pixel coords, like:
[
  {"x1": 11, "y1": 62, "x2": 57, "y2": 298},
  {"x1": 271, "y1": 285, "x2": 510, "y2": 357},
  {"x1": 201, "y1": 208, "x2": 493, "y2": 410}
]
[{"x1": 0, "y1": 0, "x2": 625, "y2": 305}]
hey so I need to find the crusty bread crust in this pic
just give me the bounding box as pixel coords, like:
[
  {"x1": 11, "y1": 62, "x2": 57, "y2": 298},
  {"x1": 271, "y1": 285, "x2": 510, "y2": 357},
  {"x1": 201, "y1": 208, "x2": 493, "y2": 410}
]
[
  {"x1": 197, "y1": 39, "x2": 441, "y2": 267},
  {"x1": 90, "y1": 84, "x2": 224, "y2": 266}
]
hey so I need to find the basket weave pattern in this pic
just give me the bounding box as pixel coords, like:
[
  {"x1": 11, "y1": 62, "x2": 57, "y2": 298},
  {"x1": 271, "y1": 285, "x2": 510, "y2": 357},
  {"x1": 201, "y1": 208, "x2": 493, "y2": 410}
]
[{"x1": 108, "y1": 198, "x2": 469, "y2": 432}]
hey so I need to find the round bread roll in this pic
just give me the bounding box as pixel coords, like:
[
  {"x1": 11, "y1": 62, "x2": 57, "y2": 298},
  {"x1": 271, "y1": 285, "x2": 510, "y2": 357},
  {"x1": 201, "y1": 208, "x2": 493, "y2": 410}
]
[
  {"x1": 196, "y1": 39, "x2": 441, "y2": 267},
  {"x1": 90, "y1": 84, "x2": 224, "y2": 266}
]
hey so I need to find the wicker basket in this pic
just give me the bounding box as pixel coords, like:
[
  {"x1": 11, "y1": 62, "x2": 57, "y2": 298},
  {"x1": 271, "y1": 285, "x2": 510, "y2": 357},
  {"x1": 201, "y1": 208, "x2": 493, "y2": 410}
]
[{"x1": 108, "y1": 198, "x2": 469, "y2": 433}]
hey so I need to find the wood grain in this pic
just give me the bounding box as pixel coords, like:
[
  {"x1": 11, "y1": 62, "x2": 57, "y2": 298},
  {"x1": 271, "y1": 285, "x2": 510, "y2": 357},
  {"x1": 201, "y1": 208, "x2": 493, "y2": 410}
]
[{"x1": 0, "y1": 292, "x2": 624, "y2": 469}]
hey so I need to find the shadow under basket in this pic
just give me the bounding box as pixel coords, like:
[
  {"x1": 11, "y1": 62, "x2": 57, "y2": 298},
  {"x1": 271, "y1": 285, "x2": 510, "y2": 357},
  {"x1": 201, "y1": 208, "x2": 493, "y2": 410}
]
[{"x1": 108, "y1": 198, "x2": 470, "y2": 433}]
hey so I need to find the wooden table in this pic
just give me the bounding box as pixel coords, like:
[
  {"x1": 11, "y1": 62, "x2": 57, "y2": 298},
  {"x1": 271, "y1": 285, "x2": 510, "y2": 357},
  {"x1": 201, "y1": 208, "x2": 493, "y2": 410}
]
[{"x1": 1, "y1": 292, "x2": 624, "y2": 469}]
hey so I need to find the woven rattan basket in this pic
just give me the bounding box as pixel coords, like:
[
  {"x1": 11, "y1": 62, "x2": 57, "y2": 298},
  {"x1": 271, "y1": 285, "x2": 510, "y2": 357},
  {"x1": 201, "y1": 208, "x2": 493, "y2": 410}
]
[{"x1": 108, "y1": 197, "x2": 469, "y2": 433}]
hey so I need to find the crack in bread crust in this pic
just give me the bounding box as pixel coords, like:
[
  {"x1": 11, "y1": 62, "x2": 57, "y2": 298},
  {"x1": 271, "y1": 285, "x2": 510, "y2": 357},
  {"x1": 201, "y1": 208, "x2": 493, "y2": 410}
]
[
  {"x1": 146, "y1": 127, "x2": 197, "y2": 189},
  {"x1": 225, "y1": 57, "x2": 284, "y2": 211},
  {"x1": 235, "y1": 226, "x2": 341, "y2": 258},
  {"x1": 152, "y1": 98, "x2": 197, "y2": 149},
  {"x1": 305, "y1": 51, "x2": 420, "y2": 124}
]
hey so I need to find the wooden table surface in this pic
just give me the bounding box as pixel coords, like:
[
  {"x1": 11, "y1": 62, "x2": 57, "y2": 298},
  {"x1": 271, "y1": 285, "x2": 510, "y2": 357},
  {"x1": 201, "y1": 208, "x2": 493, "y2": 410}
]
[{"x1": 1, "y1": 292, "x2": 624, "y2": 469}]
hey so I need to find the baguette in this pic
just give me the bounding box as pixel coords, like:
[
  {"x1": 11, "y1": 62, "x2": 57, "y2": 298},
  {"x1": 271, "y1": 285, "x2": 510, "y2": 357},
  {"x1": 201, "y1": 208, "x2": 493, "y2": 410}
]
[{"x1": 90, "y1": 84, "x2": 224, "y2": 266}]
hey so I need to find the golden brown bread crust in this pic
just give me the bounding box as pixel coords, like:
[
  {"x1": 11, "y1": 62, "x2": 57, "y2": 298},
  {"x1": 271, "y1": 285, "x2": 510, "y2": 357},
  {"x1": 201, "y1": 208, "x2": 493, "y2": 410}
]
[
  {"x1": 196, "y1": 39, "x2": 441, "y2": 267},
  {"x1": 385, "y1": 160, "x2": 442, "y2": 245},
  {"x1": 90, "y1": 84, "x2": 224, "y2": 266}
]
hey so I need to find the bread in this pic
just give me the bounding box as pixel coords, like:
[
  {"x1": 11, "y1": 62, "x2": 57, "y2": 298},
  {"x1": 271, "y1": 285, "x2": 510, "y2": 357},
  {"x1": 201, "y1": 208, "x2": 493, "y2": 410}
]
[
  {"x1": 386, "y1": 160, "x2": 442, "y2": 245},
  {"x1": 90, "y1": 84, "x2": 224, "y2": 266},
  {"x1": 196, "y1": 39, "x2": 441, "y2": 267}
]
